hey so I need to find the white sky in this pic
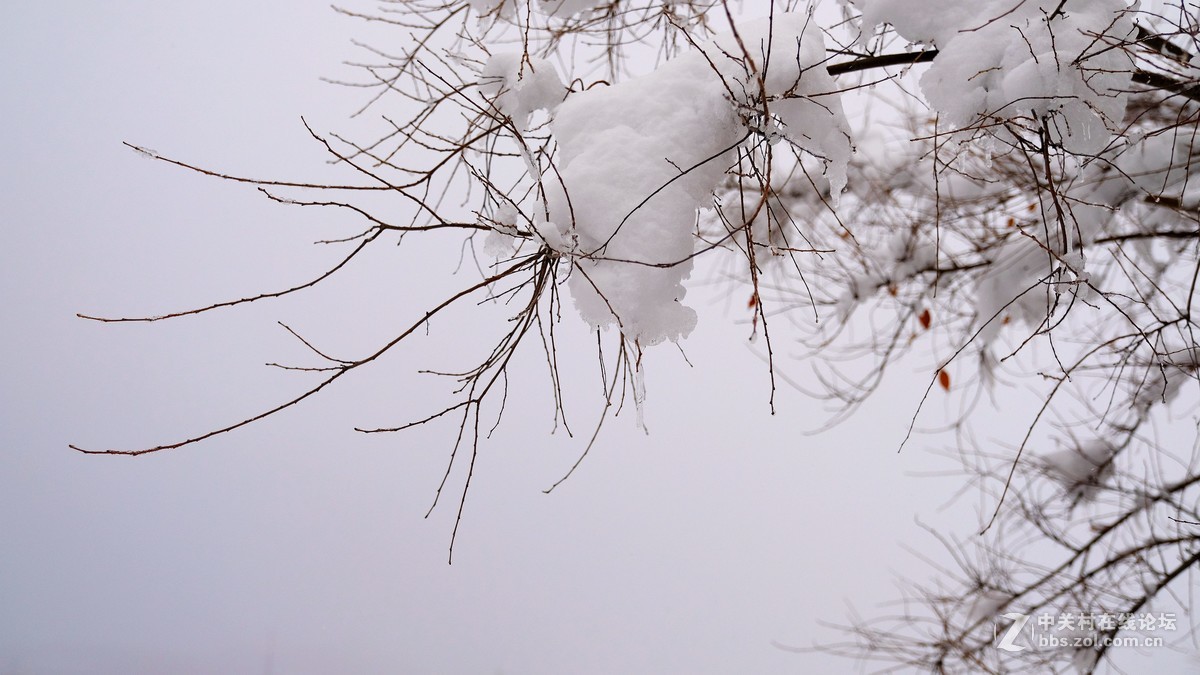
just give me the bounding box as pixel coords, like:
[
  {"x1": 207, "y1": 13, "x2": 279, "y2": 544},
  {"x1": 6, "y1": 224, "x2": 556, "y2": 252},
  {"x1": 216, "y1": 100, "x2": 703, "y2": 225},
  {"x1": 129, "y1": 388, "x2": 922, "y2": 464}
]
[{"x1": 2, "y1": 2, "x2": 1196, "y2": 673}]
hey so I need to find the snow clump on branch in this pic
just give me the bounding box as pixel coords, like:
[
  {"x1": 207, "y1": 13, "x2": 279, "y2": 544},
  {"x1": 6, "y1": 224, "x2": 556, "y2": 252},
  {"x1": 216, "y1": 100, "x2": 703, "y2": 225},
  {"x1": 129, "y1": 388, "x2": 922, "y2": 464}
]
[
  {"x1": 479, "y1": 53, "x2": 566, "y2": 128},
  {"x1": 857, "y1": 0, "x2": 1135, "y2": 154},
  {"x1": 526, "y1": 13, "x2": 850, "y2": 346}
]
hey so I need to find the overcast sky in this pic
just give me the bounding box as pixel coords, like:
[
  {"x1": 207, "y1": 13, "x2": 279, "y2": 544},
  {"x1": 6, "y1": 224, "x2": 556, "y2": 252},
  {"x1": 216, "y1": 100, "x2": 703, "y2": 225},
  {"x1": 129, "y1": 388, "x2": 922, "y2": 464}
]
[{"x1": 2, "y1": 3, "x2": 1197, "y2": 674}]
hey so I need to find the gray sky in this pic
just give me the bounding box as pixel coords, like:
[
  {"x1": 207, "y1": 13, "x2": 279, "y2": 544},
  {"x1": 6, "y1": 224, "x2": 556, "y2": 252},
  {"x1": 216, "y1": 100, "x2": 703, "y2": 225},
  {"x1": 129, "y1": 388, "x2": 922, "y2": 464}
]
[{"x1": 2, "y1": 2, "x2": 1196, "y2": 673}]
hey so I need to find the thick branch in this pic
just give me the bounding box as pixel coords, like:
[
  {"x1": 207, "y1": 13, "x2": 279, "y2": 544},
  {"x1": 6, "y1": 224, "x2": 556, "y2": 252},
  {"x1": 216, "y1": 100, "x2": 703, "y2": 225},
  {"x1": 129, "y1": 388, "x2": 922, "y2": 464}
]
[{"x1": 826, "y1": 49, "x2": 1200, "y2": 104}]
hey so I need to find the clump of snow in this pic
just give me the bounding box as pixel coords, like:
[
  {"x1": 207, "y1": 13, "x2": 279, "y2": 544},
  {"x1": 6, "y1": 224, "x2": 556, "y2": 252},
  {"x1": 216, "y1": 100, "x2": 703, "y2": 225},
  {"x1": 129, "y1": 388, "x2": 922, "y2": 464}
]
[
  {"x1": 852, "y1": 0, "x2": 978, "y2": 46},
  {"x1": 831, "y1": 228, "x2": 938, "y2": 321},
  {"x1": 1042, "y1": 438, "x2": 1117, "y2": 502},
  {"x1": 703, "y1": 13, "x2": 853, "y2": 202},
  {"x1": 1100, "y1": 132, "x2": 1196, "y2": 202},
  {"x1": 1132, "y1": 348, "x2": 1200, "y2": 413},
  {"x1": 465, "y1": 0, "x2": 512, "y2": 19},
  {"x1": 538, "y1": 0, "x2": 608, "y2": 17},
  {"x1": 714, "y1": 188, "x2": 789, "y2": 252},
  {"x1": 482, "y1": 203, "x2": 523, "y2": 259},
  {"x1": 857, "y1": 0, "x2": 1136, "y2": 154},
  {"x1": 848, "y1": 123, "x2": 920, "y2": 197},
  {"x1": 966, "y1": 588, "x2": 1010, "y2": 624},
  {"x1": 969, "y1": 115, "x2": 1195, "y2": 346},
  {"x1": 545, "y1": 51, "x2": 740, "y2": 345},
  {"x1": 543, "y1": 13, "x2": 849, "y2": 345},
  {"x1": 479, "y1": 52, "x2": 566, "y2": 127},
  {"x1": 972, "y1": 233, "x2": 1056, "y2": 344},
  {"x1": 916, "y1": 0, "x2": 1135, "y2": 155},
  {"x1": 971, "y1": 202, "x2": 1108, "y2": 345}
]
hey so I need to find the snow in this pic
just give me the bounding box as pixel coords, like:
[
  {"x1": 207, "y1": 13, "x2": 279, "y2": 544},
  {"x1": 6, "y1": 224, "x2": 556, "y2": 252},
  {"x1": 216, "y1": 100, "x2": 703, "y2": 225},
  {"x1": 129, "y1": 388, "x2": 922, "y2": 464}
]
[
  {"x1": 1132, "y1": 348, "x2": 1200, "y2": 413},
  {"x1": 479, "y1": 52, "x2": 566, "y2": 127},
  {"x1": 546, "y1": 50, "x2": 740, "y2": 345},
  {"x1": 967, "y1": 588, "x2": 1010, "y2": 624},
  {"x1": 704, "y1": 13, "x2": 853, "y2": 203},
  {"x1": 915, "y1": 0, "x2": 1135, "y2": 154},
  {"x1": 1042, "y1": 439, "x2": 1117, "y2": 502},
  {"x1": 859, "y1": 0, "x2": 1135, "y2": 153},
  {"x1": 542, "y1": 13, "x2": 850, "y2": 345},
  {"x1": 538, "y1": 0, "x2": 610, "y2": 17},
  {"x1": 466, "y1": 0, "x2": 510, "y2": 16},
  {"x1": 482, "y1": 203, "x2": 523, "y2": 258},
  {"x1": 972, "y1": 232, "x2": 1057, "y2": 344},
  {"x1": 852, "y1": 0, "x2": 979, "y2": 46},
  {"x1": 481, "y1": 2, "x2": 1149, "y2": 362},
  {"x1": 832, "y1": 228, "x2": 938, "y2": 321},
  {"x1": 1097, "y1": 132, "x2": 1197, "y2": 202}
]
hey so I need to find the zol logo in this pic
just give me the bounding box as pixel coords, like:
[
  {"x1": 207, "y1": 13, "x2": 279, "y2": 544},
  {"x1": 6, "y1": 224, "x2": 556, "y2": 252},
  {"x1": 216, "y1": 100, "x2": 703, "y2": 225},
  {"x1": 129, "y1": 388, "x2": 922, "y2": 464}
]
[{"x1": 996, "y1": 613, "x2": 1030, "y2": 652}]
